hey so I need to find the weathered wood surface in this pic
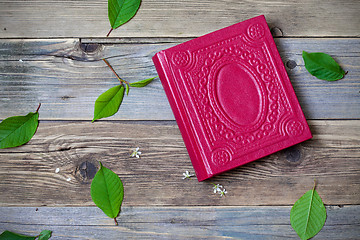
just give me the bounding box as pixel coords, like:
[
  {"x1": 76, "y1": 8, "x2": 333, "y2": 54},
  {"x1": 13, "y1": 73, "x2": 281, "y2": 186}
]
[
  {"x1": 0, "y1": 206, "x2": 359, "y2": 240},
  {"x1": 1, "y1": 0, "x2": 359, "y2": 238},
  {"x1": 0, "y1": 38, "x2": 359, "y2": 120},
  {"x1": 0, "y1": 206, "x2": 359, "y2": 239},
  {"x1": 0, "y1": 120, "x2": 359, "y2": 206},
  {"x1": 0, "y1": 0, "x2": 359, "y2": 38}
]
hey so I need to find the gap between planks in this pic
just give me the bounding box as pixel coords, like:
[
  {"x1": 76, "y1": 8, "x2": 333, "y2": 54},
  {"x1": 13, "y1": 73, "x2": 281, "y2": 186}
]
[{"x1": 80, "y1": 36, "x2": 360, "y2": 45}]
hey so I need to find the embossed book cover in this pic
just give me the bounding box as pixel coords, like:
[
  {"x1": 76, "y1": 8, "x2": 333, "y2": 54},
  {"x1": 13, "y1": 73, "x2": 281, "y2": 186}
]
[{"x1": 152, "y1": 15, "x2": 312, "y2": 181}]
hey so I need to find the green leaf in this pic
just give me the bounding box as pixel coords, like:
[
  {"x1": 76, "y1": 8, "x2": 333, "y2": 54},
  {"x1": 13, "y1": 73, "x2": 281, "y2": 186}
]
[
  {"x1": 38, "y1": 230, "x2": 52, "y2": 240},
  {"x1": 290, "y1": 183, "x2": 327, "y2": 240},
  {"x1": 92, "y1": 85, "x2": 125, "y2": 122},
  {"x1": 91, "y1": 162, "x2": 124, "y2": 224},
  {"x1": 107, "y1": 0, "x2": 141, "y2": 34},
  {"x1": 0, "y1": 230, "x2": 36, "y2": 240},
  {"x1": 125, "y1": 83, "x2": 130, "y2": 96},
  {"x1": 0, "y1": 110, "x2": 39, "y2": 149},
  {"x1": 129, "y1": 77, "x2": 156, "y2": 88},
  {"x1": 302, "y1": 51, "x2": 345, "y2": 81}
]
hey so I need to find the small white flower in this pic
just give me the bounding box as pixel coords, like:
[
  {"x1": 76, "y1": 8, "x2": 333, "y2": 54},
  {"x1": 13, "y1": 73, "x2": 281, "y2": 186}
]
[
  {"x1": 219, "y1": 188, "x2": 227, "y2": 197},
  {"x1": 212, "y1": 183, "x2": 227, "y2": 197},
  {"x1": 55, "y1": 168, "x2": 60, "y2": 173},
  {"x1": 182, "y1": 171, "x2": 194, "y2": 179},
  {"x1": 212, "y1": 184, "x2": 222, "y2": 193},
  {"x1": 19, "y1": 59, "x2": 23, "y2": 62},
  {"x1": 130, "y1": 147, "x2": 141, "y2": 158},
  {"x1": 66, "y1": 177, "x2": 71, "y2": 182}
]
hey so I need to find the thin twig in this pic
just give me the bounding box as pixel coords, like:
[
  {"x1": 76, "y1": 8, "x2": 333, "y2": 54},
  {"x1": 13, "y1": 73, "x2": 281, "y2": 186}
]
[
  {"x1": 102, "y1": 58, "x2": 129, "y2": 85},
  {"x1": 36, "y1": 103, "x2": 41, "y2": 113},
  {"x1": 114, "y1": 217, "x2": 118, "y2": 226},
  {"x1": 106, "y1": 28, "x2": 113, "y2": 37}
]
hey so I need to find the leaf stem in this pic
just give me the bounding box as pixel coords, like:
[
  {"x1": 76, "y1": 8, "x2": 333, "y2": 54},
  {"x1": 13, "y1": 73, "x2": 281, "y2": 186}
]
[
  {"x1": 114, "y1": 217, "x2": 118, "y2": 226},
  {"x1": 313, "y1": 179, "x2": 317, "y2": 191},
  {"x1": 36, "y1": 103, "x2": 41, "y2": 113},
  {"x1": 106, "y1": 28, "x2": 113, "y2": 37},
  {"x1": 102, "y1": 58, "x2": 129, "y2": 85}
]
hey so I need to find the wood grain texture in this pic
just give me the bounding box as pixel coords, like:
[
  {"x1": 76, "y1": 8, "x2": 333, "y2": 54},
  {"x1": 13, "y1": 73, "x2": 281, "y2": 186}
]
[
  {"x1": 0, "y1": 0, "x2": 359, "y2": 38},
  {"x1": 0, "y1": 38, "x2": 359, "y2": 120},
  {"x1": 0, "y1": 120, "x2": 359, "y2": 207},
  {"x1": 0, "y1": 206, "x2": 359, "y2": 239},
  {"x1": 1, "y1": 1, "x2": 358, "y2": 238}
]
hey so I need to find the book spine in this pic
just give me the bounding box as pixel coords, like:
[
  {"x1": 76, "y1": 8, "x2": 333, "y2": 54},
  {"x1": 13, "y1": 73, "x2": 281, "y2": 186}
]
[{"x1": 152, "y1": 52, "x2": 210, "y2": 181}]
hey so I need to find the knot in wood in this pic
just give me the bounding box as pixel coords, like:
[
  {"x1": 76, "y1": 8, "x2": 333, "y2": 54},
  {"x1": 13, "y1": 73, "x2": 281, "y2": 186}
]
[
  {"x1": 79, "y1": 43, "x2": 100, "y2": 53},
  {"x1": 75, "y1": 161, "x2": 97, "y2": 182},
  {"x1": 270, "y1": 27, "x2": 283, "y2": 37},
  {"x1": 283, "y1": 146, "x2": 301, "y2": 163},
  {"x1": 286, "y1": 60, "x2": 297, "y2": 69}
]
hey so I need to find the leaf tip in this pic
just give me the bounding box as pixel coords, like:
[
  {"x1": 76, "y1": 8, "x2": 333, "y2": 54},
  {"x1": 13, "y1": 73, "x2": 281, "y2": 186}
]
[{"x1": 302, "y1": 51, "x2": 309, "y2": 58}]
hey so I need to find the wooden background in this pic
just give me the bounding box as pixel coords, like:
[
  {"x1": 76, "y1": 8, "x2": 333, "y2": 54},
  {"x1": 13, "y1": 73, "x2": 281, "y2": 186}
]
[{"x1": 0, "y1": 0, "x2": 359, "y2": 239}]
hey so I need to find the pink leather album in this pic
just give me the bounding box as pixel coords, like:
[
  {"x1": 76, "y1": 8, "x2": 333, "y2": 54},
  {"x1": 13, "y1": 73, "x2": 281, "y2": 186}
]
[{"x1": 152, "y1": 15, "x2": 312, "y2": 181}]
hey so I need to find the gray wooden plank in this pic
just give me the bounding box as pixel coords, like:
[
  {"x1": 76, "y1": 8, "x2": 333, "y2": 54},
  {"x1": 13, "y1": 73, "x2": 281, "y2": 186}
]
[
  {"x1": 0, "y1": 120, "x2": 359, "y2": 206},
  {"x1": 0, "y1": 0, "x2": 359, "y2": 38},
  {"x1": 0, "y1": 206, "x2": 359, "y2": 239},
  {"x1": 0, "y1": 38, "x2": 359, "y2": 120}
]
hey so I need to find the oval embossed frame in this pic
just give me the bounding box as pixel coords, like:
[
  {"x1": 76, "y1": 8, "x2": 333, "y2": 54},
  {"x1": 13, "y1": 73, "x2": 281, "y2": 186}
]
[{"x1": 208, "y1": 58, "x2": 268, "y2": 133}]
